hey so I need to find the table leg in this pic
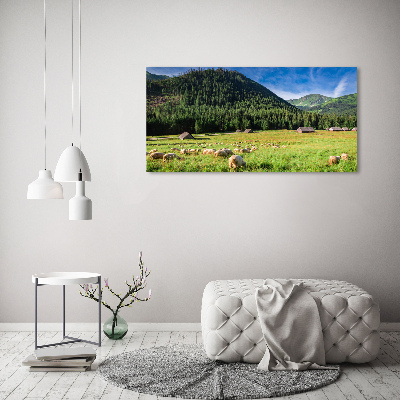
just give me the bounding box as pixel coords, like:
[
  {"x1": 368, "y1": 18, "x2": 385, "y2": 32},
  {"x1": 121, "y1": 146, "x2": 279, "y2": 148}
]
[
  {"x1": 35, "y1": 278, "x2": 38, "y2": 350},
  {"x1": 63, "y1": 285, "x2": 66, "y2": 338},
  {"x1": 98, "y1": 276, "x2": 102, "y2": 347}
]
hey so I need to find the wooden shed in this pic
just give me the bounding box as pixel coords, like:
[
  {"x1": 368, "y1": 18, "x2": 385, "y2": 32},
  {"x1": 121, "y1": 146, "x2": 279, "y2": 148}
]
[
  {"x1": 297, "y1": 127, "x2": 315, "y2": 133},
  {"x1": 244, "y1": 129, "x2": 253, "y2": 133},
  {"x1": 329, "y1": 127, "x2": 342, "y2": 131},
  {"x1": 179, "y1": 132, "x2": 195, "y2": 140},
  {"x1": 342, "y1": 127, "x2": 349, "y2": 131}
]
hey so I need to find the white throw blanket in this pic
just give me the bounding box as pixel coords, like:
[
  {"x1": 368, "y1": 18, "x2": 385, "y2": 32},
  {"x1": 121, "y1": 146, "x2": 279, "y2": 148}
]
[{"x1": 255, "y1": 279, "x2": 336, "y2": 371}]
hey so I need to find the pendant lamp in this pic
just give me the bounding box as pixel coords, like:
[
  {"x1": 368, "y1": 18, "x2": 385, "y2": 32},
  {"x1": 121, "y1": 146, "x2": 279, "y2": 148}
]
[
  {"x1": 54, "y1": 0, "x2": 92, "y2": 220},
  {"x1": 27, "y1": 0, "x2": 63, "y2": 200},
  {"x1": 69, "y1": 171, "x2": 92, "y2": 220},
  {"x1": 54, "y1": 144, "x2": 91, "y2": 182}
]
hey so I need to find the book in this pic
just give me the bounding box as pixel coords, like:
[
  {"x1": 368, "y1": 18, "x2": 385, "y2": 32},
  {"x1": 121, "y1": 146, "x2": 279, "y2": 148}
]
[
  {"x1": 29, "y1": 366, "x2": 90, "y2": 372},
  {"x1": 34, "y1": 347, "x2": 97, "y2": 360},
  {"x1": 22, "y1": 354, "x2": 96, "y2": 367}
]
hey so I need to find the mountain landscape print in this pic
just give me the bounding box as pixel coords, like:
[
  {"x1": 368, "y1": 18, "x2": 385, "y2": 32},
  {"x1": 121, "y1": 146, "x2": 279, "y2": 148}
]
[{"x1": 146, "y1": 67, "x2": 357, "y2": 172}]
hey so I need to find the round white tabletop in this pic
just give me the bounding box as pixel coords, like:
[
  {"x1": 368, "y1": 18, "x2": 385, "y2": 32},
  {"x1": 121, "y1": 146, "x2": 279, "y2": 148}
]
[{"x1": 32, "y1": 272, "x2": 101, "y2": 285}]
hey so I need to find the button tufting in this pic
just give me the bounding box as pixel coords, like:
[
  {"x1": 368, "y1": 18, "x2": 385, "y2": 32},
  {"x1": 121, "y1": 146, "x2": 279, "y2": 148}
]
[{"x1": 203, "y1": 278, "x2": 380, "y2": 364}]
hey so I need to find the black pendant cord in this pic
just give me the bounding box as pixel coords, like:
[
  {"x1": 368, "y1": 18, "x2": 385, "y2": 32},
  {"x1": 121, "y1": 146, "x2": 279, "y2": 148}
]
[{"x1": 44, "y1": 0, "x2": 47, "y2": 170}]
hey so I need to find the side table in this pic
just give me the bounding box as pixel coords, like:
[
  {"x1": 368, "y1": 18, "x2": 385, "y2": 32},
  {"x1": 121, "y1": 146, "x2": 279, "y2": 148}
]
[{"x1": 32, "y1": 272, "x2": 102, "y2": 349}]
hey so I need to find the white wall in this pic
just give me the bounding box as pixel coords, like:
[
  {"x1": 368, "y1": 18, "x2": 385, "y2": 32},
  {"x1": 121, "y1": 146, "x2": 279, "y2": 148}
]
[{"x1": 1, "y1": 0, "x2": 399, "y2": 323}]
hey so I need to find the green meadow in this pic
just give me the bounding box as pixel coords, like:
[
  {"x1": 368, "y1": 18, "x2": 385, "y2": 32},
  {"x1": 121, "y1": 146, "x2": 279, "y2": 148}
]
[{"x1": 146, "y1": 130, "x2": 357, "y2": 172}]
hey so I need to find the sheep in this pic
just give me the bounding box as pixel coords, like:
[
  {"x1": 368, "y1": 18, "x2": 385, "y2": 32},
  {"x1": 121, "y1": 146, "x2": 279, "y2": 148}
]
[
  {"x1": 203, "y1": 149, "x2": 216, "y2": 155},
  {"x1": 222, "y1": 149, "x2": 234, "y2": 156},
  {"x1": 180, "y1": 149, "x2": 189, "y2": 155},
  {"x1": 171, "y1": 147, "x2": 180, "y2": 151},
  {"x1": 229, "y1": 155, "x2": 246, "y2": 170},
  {"x1": 329, "y1": 156, "x2": 341, "y2": 165},
  {"x1": 240, "y1": 148, "x2": 251, "y2": 154},
  {"x1": 149, "y1": 152, "x2": 165, "y2": 160},
  {"x1": 251, "y1": 146, "x2": 258, "y2": 151},
  {"x1": 163, "y1": 153, "x2": 181, "y2": 162},
  {"x1": 149, "y1": 149, "x2": 158, "y2": 154},
  {"x1": 341, "y1": 153, "x2": 349, "y2": 161},
  {"x1": 215, "y1": 150, "x2": 228, "y2": 158}
]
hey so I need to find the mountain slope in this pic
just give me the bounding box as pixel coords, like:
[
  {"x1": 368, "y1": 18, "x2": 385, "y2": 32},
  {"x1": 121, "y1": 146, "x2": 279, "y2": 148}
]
[
  {"x1": 289, "y1": 93, "x2": 357, "y2": 116},
  {"x1": 288, "y1": 94, "x2": 331, "y2": 110},
  {"x1": 317, "y1": 93, "x2": 357, "y2": 115},
  {"x1": 146, "y1": 71, "x2": 170, "y2": 81},
  {"x1": 147, "y1": 68, "x2": 297, "y2": 110}
]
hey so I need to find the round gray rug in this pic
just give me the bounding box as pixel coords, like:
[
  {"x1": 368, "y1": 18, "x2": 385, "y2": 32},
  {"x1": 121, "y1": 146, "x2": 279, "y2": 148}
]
[{"x1": 98, "y1": 344, "x2": 340, "y2": 399}]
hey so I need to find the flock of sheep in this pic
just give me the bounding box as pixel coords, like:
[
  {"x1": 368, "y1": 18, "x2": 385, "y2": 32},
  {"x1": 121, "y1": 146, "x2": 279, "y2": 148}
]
[{"x1": 146, "y1": 141, "x2": 272, "y2": 170}]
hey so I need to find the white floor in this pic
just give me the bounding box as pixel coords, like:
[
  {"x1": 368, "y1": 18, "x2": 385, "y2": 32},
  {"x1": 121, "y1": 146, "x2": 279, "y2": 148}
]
[{"x1": 0, "y1": 330, "x2": 399, "y2": 400}]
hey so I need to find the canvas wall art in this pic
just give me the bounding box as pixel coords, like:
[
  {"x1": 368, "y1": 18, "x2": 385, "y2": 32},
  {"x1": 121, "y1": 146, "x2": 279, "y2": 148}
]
[{"x1": 146, "y1": 67, "x2": 357, "y2": 172}]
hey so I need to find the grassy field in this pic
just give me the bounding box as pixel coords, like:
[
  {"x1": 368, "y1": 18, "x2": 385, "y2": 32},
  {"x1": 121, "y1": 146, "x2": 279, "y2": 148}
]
[{"x1": 146, "y1": 130, "x2": 357, "y2": 172}]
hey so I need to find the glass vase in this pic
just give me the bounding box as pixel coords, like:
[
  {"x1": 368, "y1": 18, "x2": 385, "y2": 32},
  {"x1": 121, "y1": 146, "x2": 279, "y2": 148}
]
[{"x1": 103, "y1": 312, "x2": 128, "y2": 340}]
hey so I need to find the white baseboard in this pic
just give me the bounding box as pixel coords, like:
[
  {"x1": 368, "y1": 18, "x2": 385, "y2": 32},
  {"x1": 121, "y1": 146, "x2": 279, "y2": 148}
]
[
  {"x1": 0, "y1": 322, "x2": 398, "y2": 332},
  {"x1": 0, "y1": 322, "x2": 202, "y2": 332}
]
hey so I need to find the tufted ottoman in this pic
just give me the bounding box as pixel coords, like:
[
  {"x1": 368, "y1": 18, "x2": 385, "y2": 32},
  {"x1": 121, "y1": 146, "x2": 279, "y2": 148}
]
[{"x1": 201, "y1": 279, "x2": 380, "y2": 364}]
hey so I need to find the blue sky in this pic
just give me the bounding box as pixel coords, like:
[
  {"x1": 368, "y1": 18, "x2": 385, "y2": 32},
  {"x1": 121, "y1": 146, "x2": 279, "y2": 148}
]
[{"x1": 146, "y1": 67, "x2": 357, "y2": 100}]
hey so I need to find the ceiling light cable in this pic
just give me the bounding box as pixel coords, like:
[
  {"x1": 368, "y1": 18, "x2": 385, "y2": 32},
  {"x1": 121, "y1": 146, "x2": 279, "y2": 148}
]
[
  {"x1": 71, "y1": 0, "x2": 74, "y2": 147},
  {"x1": 44, "y1": 0, "x2": 47, "y2": 170}
]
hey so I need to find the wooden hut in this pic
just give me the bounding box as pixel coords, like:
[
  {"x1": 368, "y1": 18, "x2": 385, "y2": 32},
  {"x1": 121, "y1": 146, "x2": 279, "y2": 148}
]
[
  {"x1": 179, "y1": 132, "x2": 195, "y2": 140},
  {"x1": 352, "y1": 127, "x2": 357, "y2": 131},
  {"x1": 342, "y1": 127, "x2": 349, "y2": 131},
  {"x1": 297, "y1": 127, "x2": 315, "y2": 133},
  {"x1": 329, "y1": 127, "x2": 342, "y2": 131},
  {"x1": 244, "y1": 129, "x2": 253, "y2": 133}
]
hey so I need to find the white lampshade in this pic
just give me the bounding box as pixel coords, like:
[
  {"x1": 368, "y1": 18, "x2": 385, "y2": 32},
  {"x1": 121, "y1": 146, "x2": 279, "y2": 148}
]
[
  {"x1": 27, "y1": 170, "x2": 64, "y2": 199},
  {"x1": 69, "y1": 181, "x2": 92, "y2": 220},
  {"x1": 54, "y1": 145, "x2": 91, "y2": 182}
]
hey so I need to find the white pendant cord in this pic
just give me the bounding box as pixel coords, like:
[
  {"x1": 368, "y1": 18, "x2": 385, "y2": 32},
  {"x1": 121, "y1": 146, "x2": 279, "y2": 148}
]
[
  {"x1": 43, "y1": 0, "x2": 47, "y2": 170},
  {"x1": 79, "y1": 0, "x2": 83, "y2": 164},
  {"x1": 71, "y1": 0, "x2": 74, "y2": 147},
  {"x1": 79, "y1": 0, "x2": 81, "y2": 152}
]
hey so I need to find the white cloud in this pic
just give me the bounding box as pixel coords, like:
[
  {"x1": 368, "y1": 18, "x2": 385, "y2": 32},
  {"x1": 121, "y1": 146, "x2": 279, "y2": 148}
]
[
  {"x1": 332, "y1": 76, "x2": 348, "y2": 98},
  {"x1": 309, "y1": 68, "x2": 315, "y2": 82}
]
